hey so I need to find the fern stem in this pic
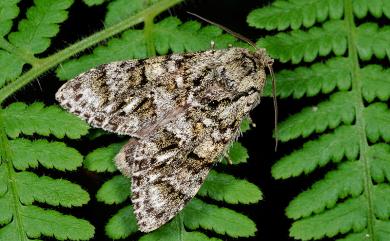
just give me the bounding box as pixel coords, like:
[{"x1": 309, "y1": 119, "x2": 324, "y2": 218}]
[
  {"x1": 0, "y1": 110, "x2": 28, "y2": 241},
  {"x1": 176, "y1": 213, "x2": 185, "y2": 241},
  {"x1": 344, "y1": 0, "x2": 375, "y2": 239},
  {"x1": 0, "y1": 0, "x2": 183, "y2": 105},
  {"x1": 0, "y1": 38, "x2": 40, "y2": 65},
  {"x1": 144, "y1": 15, "x2": 157, "y2": 57}
]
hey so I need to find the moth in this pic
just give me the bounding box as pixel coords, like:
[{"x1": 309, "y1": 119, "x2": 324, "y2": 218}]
[{"x1": 56, "y1": 40, "x2": 274, "y2": 232}]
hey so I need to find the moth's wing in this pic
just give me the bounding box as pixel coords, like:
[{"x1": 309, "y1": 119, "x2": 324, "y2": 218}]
[
  {"x1": 55, "y1": 57, "x2": 187, "y2": 137},
  {"x1": 115, "y1": 113, "x2": 228, "y2": 232}
]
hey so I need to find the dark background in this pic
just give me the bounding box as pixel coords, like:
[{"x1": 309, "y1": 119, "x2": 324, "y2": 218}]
[{"x1": 8, "y1": 0, "x2": 322, "y2": 240}]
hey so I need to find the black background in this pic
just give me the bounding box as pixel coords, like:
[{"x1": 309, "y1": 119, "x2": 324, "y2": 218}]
[{"x1": 7, "y1": 0, "x2": 324, "y2": 240}]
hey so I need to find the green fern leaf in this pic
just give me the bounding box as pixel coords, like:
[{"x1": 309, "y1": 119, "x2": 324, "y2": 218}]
[
  {"x1": 352, "y1": 0, "x2": 390, "y2": 18},
  {"x1": 140, "y1": 217, "x2": 222, "y2": 241},
  {"x1": 0, "y1": 0, "x2": 73, "y2": 87},
  {"x1": 56, "y1": 17, "x2": 238, "y2": 80},
  {"x1": 8, "y1": 0, "x2": 74, "y2": 54},
  {"x1": 361, "y1": 65, "x2": 390, "y2": 102},
  {"x1": 198, "y1": 170, "x2": 262, "y2": 204},
  {"x1": 10, "y1": 138, "x2": 83, "y2": 171},
  {"x1": 364, "y1": 103, "x2": 390, "y2": 142},
  {"x1": 370, "y1": 144, "x2": 390, "y2": 183},
  {"x1": 258, "y1": 20, "x2": 347, "y2": 63},
  {"x1": 227, "y1": 142, "x2": 249, "y2": 164},
  {"x1": 183, "y1": 198, "x2": 256, "y2": 237},
  {"x1": 84, "y1": 142, "x2": 125, "y2": 172},
  {"x1": 276, "y1": 92, "x2": 355, "y2": 141},
  {"x1": 263, "y1": 58, "x2": 352, "y2": 98},
  {"x1": 272, "y1": 126, "x2": 360, "y2": 179},
  {"x1": 82, "y1": 0, "x2": 105, "y2": 6},
  {"x1": 106, "y1": 206, "x2": 138, "y2": 239},
  {"x1": 105, "y1": 0, "x2": 158, "y2": 26},
  {"x1": 286, "y1": 161, "x2": 363, "y2": 219},
  {"x1": 22, "y1": 206, "x2": 94, "y2": 240},
  {"x1": 96, "y1": 175, "x2": 130, "y2": 204},
  {"x1": 289, "y1": 197, "x2": 367, "y2": 240},
  {"x1": 3, "y1": 102, "x2": 89, "y2": 139},
  {"x1": 250, "y1": 0, "x2": 390, "y2": 239},
  {"x1": 16, "y1": 171, "x2": 89, "y2": 207},
  {"x1": 0, "y1": 0, "x2": 21, "y2": 37},
  {"x1": 0, "y1": 0, "x2": 23, "y2": 87},
  {"x1": 247, "y1": 0, "x2": 343, "y2": 31},
  {"x1": 356, "y1": 23, "x2": 390, "y2": 61}
]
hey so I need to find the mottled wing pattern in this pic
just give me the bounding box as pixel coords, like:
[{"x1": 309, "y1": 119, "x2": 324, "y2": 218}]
[
  {"x1": 55, "y1": 55, "x2": 189, "y2": 137},
  {"x1": 116, "y1": 107, "x2": 230, "y2": 232},
  {"x1": 56, "y1": 47, "x2": 270, "y2": 232}
]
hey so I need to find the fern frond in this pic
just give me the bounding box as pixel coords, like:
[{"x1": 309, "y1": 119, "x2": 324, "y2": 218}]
[
  {"x1": 227, "y1": 142, "x2": 249, "y2": 164},
  {"x1": 56, "y1": 17, "x2": 238, "y2": 80},
  {"x1": 8, "y1": 0, "x2": 74, "y2": 54},
  {"x1": 286, "y1": 161, "x2": 363, "y2": 219},
  {"x1": 10, "y1": 138, "x2": 83, "y2": 171},
  {"x1": 370, "y1": 144, "x2": 390, "y2": 183},
  {"x1": 105, "y1": 0, "x2": 158, "y2": 26},
  {"x1": 183, "y1": 198, "x2": 256, "y2": 237},
  {"x1": 140, "y1": 217, "x2": 222, "y2": 241},
  {"x1": 352, "y1": 0, "x2": 390, "y2": 18},
  {"x1": 198, "y1": 170, "x2": 262, "y2": 204},
  {"x1": 263, "y1": 58, "x2": 352, "y2": 98},
  {"x1": 289, "y1": 197, "x2": 367, "y2": 240},
  {"x1": 356, "y1": 23, "x2": 390, "y2": 61},
  {"x1": 0, "y1": 0, "x2": 23, "y2": 87},
  {"x1": 20, "y1": 206, "x2": 94, "y2": 240},
  {"x1": 0, "y1": 0, "x2": 73, "y2": 87},
  {"x1": 258, "y1": 20, "x2": 347, "y2": 63},
  {"x1": 0, "y1": 0, "x2": 21, "y2": 37},
  {"x1": 82, "y1": 0, "x2": 105, "y2": 6},
  {"x1": 276, "y1": 92, "x2": 355, "y2": 141},
  {"x1": 105, "y1": 206, "x2": 138, "y2": 239},
  {"x1": 364, "y1": 103, "x2": 390, "y2": 142},
  {"x1": 247, "y1": 0, "x2": 343, "y2": 31},
  {"x1": 84, "y1": 142, "x2": 124, "y2": 172},
  {"x1": 250, "y1": 0, "x2": 390, "y2": 239},
  {"x1": 272, "y1": 126, "x2": 360, "y2": 179},
  {"x1": 16, "y1": 171, "x2": 89, "y2": 207},
  {"x1": 3, "y1": 102, "x2": 89, "y2": 139},
  {"x1": 0, "y1": 103, "x2": 93, "y2": 240},
  {"x1": 361, "y1": 65, "x2": 390, "y2": 102},
  {"x1": 96, "y1": 175, "x2": 130, "y2": 204}
]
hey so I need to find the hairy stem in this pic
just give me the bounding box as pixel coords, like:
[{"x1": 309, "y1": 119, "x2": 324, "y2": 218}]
[
  {"x1": 344, "y1": 0, "x2": 375, "y2": 239},
  {"x1": 0, "y1": 0, "x2": 183, "y2": 105}
]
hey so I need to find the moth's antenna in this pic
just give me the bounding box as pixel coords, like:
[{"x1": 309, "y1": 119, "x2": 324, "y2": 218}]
[
  {"x1": 187, "y1": 12, "x2": 257, "y2": 49},
  {"x1": 268, "y1": 64, "x2": 278, "y2": 152},
  {"x1": 188, "y1": 11, "x2": 279, "y2": 151}
]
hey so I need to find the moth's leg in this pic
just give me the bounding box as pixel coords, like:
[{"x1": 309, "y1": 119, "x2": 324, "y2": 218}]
[
  {"x1": 210, "y1": 40, "x2": 215, "y2": 49},
  {"x1": 223, "y1": 152, "x2": 233, "y2": 165}
]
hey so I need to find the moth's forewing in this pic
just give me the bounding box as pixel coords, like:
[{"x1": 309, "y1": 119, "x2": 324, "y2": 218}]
[{"x1": 56, "y1": 47, "x2": 271, "y2": 232}]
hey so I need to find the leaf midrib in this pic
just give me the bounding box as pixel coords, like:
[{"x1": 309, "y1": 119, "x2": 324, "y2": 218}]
[{"x1": 344, "y1": 0, "x2": 375, "y2": 239}]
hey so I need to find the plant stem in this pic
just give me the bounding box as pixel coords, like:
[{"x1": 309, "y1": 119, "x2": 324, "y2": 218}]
[
  {"x1": 0, "y1": 111, "x2": 28, "y2": 241},
  {"x1": 344, "y1": 0, "x2": 375, "y2": 239},
  {"x1": 144, "y1": 14, "x2": 157, "y2": 57},
  {"x1": 0, "y1": 0, "x2": 183, "y2": 105}
]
